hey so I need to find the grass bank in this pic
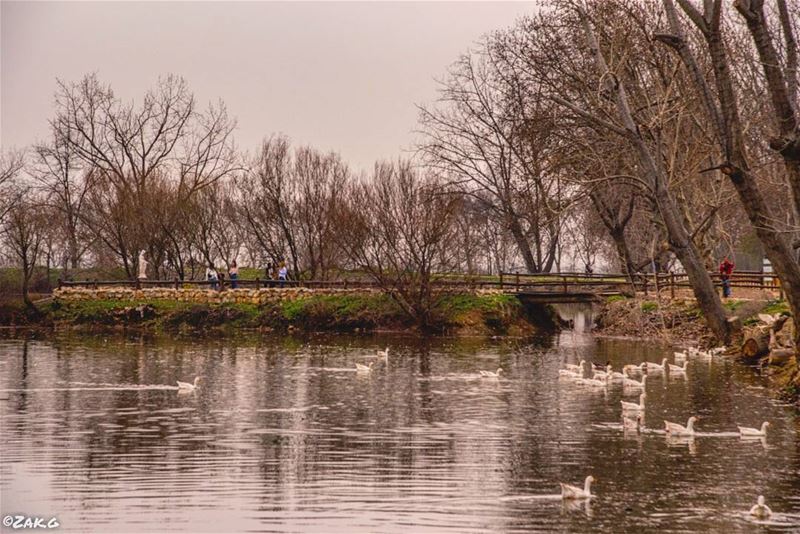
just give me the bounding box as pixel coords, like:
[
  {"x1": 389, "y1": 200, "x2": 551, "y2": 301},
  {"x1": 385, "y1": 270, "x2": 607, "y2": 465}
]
[{"x1": 1, "y1": 292, "x2": 549, "y2": 337}]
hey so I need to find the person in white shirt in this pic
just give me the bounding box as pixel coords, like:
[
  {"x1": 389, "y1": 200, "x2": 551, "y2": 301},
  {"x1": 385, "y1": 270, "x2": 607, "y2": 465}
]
[
  {"x1": 278, "y1": 264, "x2": 288, "y2": 288},
  {"x1": 206, "y1": 265, "x2": 219, "y2": 290}
]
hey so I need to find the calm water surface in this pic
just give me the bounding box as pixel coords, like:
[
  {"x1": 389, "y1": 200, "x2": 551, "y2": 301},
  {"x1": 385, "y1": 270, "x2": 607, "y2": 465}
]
[{"x1": 1, "y1": 329, "x2": 799, "y2": 533}]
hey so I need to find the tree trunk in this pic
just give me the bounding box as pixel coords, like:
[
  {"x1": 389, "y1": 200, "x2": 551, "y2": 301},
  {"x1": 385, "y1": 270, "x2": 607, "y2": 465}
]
[
  {"x1": 609, "y1": 228, "x2": 638, "y2": 284},
  {"x1": 22, "y1": 260, "x2": 33, "y2": 309},
  {"x1": 507, "y1": 214, "x2": 537, "y2": 273},
  {"x1": 656, "y1": 185, "x2": 732, "y2": 344}
]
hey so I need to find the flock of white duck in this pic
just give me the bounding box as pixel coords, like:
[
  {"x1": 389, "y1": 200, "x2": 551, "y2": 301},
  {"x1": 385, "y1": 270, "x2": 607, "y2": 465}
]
[
  {"x1": 557, "y1": 346, "x2": 776, "y2": 520},
  {"x1": 174, "y1": 344, "x2": 780, "y2": 521},
  {"x1": 176, "y1": 347, "x2": 502, "y2": 391}
]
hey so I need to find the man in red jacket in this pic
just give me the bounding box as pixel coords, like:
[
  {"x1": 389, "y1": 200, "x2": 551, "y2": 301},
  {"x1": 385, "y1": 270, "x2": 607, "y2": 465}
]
[{"x1": 719, "y1": 257, "x2": 735, "y2": 298}]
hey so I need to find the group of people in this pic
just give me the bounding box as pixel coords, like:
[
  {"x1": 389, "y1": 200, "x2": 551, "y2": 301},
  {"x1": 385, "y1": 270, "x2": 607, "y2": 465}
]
[
  {"x1": 204, "y1": 262, "x2": 238, "y2": 290},
  {"x1": 204, "y1": 261, "x2": 289, "y2": 290}
]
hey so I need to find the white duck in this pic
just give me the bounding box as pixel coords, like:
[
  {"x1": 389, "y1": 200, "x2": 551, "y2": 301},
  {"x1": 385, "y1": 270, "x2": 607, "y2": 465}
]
[
  {"x1": 674, "y1": 351, "x2": 687, "y2": 361},
  {"x1": 593, "y1": 364, "x2": 620, "y2": 380},
  {"x1": 664, "y1": 416, "x2": 698, "y2": 437},
  {"x1": 579, "y1": 374, "x2": 610, "y2": 387},
  {"x1": 559, "y1": 369, "x2": 581, "y2": 379},
  {"x1": 606, "y1": 366, "x2": 626, "y2": 380},
  {"x1": 560, "y1": 475, "x2": 595, "y2": 500},
  {"x1": 622, "y1": 415, "x2": 641, "y2": 433},
  {"x1": 623, "y1": 364, "x2": 643, "y2": 375},
  {"x1": 668, "y1": 360, "x2": 689, "y2": 374},
  {"x1": 591, "y1": 367, "x2": 608, "y2": 380},
  {"x1": 749, "y1": 495, "x2": 772, "y2": 519},
  {"x1": 480, "y1": 368, "x2": 503, "y2": 378},
  {"x1": 377, "y1": 347, "x2": 389, "y2": 362},
  {"x1": 356, "y1": 362, "x2": 374, "y2": 373},
  {"x1": 642, "y1": 358, "x2": 669, "y2": 372},
  {"x1": 622, "y1": 374, "x2": 647, "y2": 390},
  {"x1": 564, "y1": 360, "x2": 585, "y2": 373},
  {"x1": 177, "y1": 376, "x2": 201, "y2": 391},
  {"x1": 621, "y1": 393, "x2": 646, "y2": 412},
  {"x1": 691, "y1": 347, "x2": 712, "y2": 359},
  {"x1": 738, "y1": 421, "x2": 770, "y2": 437}
]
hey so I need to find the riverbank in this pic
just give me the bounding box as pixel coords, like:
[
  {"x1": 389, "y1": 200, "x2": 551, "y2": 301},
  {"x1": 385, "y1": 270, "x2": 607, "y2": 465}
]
[
  {"x1": 0, "y1": 289, "x2": 552, "y2": 337},
  {"x1": 595, "y1": 295, "x2": 800, "y2": 406}
]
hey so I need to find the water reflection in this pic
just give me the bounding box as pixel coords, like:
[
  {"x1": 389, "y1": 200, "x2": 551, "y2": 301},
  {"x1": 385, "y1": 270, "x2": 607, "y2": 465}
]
[{"x1": 0, "y1": 332, "x2": 798, "y2": 533}]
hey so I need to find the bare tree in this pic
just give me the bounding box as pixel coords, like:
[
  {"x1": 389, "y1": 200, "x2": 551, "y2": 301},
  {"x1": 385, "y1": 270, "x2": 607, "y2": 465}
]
[
  {"x1": 51, "y1": 74, "x2": 238, "y2": 277},
  {"x1": 417, "y1": 47, "x2": 569, "y2": 273},
  {"x1": 0, "y1": 149, "x2": 26, "y2": 224},
  {"x1": 32, "y1": 130, "x2": 94, "y2": 269},
  {"x1": 3, "y1": 193, "x2": 47, "y2": 308},
  {"x1": 654, "y1": 0, "x2": 800, "y2": 348},
  {"x1": 335, "y1": 161, "x2": 459, "y2": 328},
  {"x1": 521, "y1": 1, "x2": 733, "y2": 342}
]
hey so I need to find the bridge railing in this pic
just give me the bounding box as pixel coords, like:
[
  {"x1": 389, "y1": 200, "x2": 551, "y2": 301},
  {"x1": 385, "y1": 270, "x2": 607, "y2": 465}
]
[{"x1": 56, "y1": 269, "x2": 783, "y2": 297}]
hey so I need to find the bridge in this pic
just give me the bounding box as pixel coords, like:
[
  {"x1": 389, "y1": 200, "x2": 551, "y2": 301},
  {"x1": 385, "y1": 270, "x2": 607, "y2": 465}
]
[{"x1": 56, "y1": 270, "x2": 782, "y2": 303}]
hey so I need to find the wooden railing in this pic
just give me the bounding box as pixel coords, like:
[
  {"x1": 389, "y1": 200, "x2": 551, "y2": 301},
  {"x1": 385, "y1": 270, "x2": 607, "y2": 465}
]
[{"x1": 56, "y1": 269, "x2": 783, "y2": 298}]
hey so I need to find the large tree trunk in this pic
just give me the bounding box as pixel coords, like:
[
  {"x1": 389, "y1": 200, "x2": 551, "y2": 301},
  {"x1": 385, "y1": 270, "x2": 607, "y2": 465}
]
[
  {"x1": 507, "y1": 213, "x2": 538, "y2": 273},
  {"x1": 609, "y1": 228, "x2": 637, "y2": 282},
  {"x1": 656, "y1": 183, "x2": 732, "y2": 343}
]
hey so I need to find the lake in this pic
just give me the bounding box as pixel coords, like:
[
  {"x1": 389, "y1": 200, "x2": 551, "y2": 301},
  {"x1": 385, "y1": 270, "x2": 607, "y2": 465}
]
[{"x1": 1, "y1": 330, "x2": 799, "y2": 533}]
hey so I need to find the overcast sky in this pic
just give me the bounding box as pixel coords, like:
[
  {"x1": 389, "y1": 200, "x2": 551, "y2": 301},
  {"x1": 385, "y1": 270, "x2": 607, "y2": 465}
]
[{"x1": 2, "y1": 1, "x2": 533, "y2": 173}]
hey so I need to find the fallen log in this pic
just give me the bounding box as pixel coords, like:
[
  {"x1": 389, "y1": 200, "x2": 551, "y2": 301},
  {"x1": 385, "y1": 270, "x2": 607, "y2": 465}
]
[{"x1": 742, "y1": 330, "x2": 770, "y2": 360}]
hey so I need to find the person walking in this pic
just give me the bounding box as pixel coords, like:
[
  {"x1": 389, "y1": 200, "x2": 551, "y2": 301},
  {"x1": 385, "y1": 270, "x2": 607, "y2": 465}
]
[
  {"x1": 719, "y1": 256, "x2": 735, "y2": 298},
  {"x1": 206, "y1": 264, "x2": 219, "y2": 290},
  {"x1": 229, "y1": 261, "x2": 239, "y2": 289},
  {"x1": 278, "y1": 263, "x2": 288, "y2": 288},
  {"x1": 265, "y1": 263, "x2": 273, "y2": 288}
]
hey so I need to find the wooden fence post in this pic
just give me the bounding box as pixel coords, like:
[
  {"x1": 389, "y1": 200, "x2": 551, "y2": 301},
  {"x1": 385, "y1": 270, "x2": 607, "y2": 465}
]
[
  {"x1": 515, "y1": 272, "x2": 520, "y2": 291},
  {"x1": 499, "y1": 273, "x2": 504, "y2": 290},
  {"x1": 643, "y1": 275, "x2": 648, "y2": 296},
  {"x1": 670, "y1": 273, "x2": 675, "y2": 298}
]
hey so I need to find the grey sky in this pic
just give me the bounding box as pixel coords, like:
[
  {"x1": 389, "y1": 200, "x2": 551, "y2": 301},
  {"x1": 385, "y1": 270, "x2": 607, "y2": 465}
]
[{"x1": 2, "y1": 1, "x2": 533, "y2": 173}]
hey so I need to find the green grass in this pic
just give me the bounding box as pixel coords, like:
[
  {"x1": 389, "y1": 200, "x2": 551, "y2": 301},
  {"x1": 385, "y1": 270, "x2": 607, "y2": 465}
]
[
  {"x1": 723, "y1": 299, "x2": 745, "y2": 311},
  {"x1": 606, "y1": 294, "x2": 628, "y2": 304},
  {"x1": 438, "y1": 293, "x2": 519, "y2": 314},
  {"x1": 6, "y1": 288, "x2": 539, "y2": 334},
  {"x1": 763, "y1": 299, "x2": 790, "y2": 315},
  {"x1": 279, "y1": 293, "x2": 404, "y2": 328},
  {"x1": 640, "y1": 301, "x2": 658, "y2": 313}
]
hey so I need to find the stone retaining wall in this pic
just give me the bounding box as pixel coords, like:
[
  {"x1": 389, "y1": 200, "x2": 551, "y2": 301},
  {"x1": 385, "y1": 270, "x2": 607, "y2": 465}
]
[{"x1": 53, "y1": 286, "x2": 505, "y2": 305}]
